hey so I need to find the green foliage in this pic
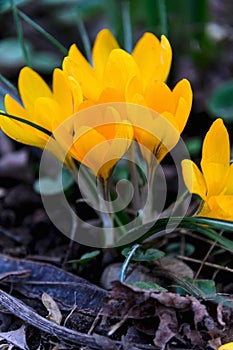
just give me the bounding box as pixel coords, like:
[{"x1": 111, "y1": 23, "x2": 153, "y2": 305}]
[
  {"x1": 208, "y1": 80, "x2": 233, "y2": 122},
  {"x1": 185, "y1": 137, "x2": 202, "y2": 158},
  {"x1": 130, "y1": 281, "x2": 168, "y2": 291},
  {"x1": 122, "y1": 247, "x2": 165, "y2": 262},
  {"x1": 34, "y1": 168, "x2": 74, "y2": 195},
  {"x1": 68, "y1": 250, "x2": 100, "y2": 265},
  {"x1": 165, "y1": 242, "x2": 195, "y2": 257}
]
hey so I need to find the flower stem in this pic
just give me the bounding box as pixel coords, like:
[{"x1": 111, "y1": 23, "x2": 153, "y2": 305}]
[{"x1": 97, "y1": 179, "x2": 115, "y2": 247}]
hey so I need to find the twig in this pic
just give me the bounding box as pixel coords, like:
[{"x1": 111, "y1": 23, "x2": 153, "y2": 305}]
[
  {"x1": 177, "y1": 255, "x2": 233, "y2": 274},
  {"x1": 0, "y1": 288, "x2": 158, "y2": 350},
  {"x1": 0, "y1": 288, "x2": 107, "y2": 349},
  {"x1": 194, "y1": 231, "x2": 223, "y2": 280}
]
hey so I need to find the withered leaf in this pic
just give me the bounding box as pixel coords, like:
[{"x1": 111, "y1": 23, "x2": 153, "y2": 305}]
[
  {"x1": 0, "y1": 325, "x2": 29, "y2": 350},
  {"x1": 42, "y1": 292, "x2": 62, "y2": 324}
]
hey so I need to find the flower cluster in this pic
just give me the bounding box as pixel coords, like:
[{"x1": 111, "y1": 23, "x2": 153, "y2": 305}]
[{"x1": 1, "y1": 29, "x2": 192, "y2": 182}]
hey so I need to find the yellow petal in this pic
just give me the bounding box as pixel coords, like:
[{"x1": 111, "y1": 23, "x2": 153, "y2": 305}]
[
  {"x1": 100, "y1": 121, "x2": 134, "y2": 180},
  {"x1": 52, "y1": 69, "x2": 74, "y2": 116},
  {"x1": 202, "y1": 118, "x2": 229, "y2": 164},
  {"x1": 132, "y1": 33, "x2": 172, "y2": 89},
  {"x1": 174, "y1": 97, "x2": 189, "y2": 133},
  {"x1": 67, "y1": 76, "x2": 83, "y2": 110},
  {"x1": 103, "y1": 49, "x2": 139, "y2": 98},
  {"x1": 73, "y1": 126, "x2": 106, "y2": 164},
  {"x1": 125, "y1": 76, "x2": 143, "y2": 103},
  {"x1": 0, "y1": 116, "x2": 48, "y2": 148},
  {"x1": 203, "y1": 195, "x2": 233, "y2": 221},
  {"x1": 35, "y1": 97, "x2": 66, "y2": 131},
  {"x1": 225, "y1": 163, "x2": 233, "y2": 195},
  {"x1": 218, "y1": 342, "x2": 233, "y2": 350},
  {"x1": 98, "y1": 87, "x2": 124, "y2": 103},
  {"x1": 92, "y1": 29, "x2": 119, "y2": 81},
  {"x1": 4, "y1": 94, "x2": 27, "y2": 118},
  {"x1": 144, "y1": 81, "x2": 174, "y2": 114},
  {"x1": 181, "y1": 159, "x2": 207, "y2": 200},
  {"x1": 67, "y1": 43, "x2": 94, "y2": 77},
  {"x1": 201, "y1": 119, "x2": 230, "y2": 196},
  {"x1": 63, "y1": 56, "x2": 102, "y2": 101},
  {"x1": 18, "y1": 67, "x2": 52, "y2": 111},
  {"x1": 173, "y1": 79, "x2": 193, "y2": 115}
]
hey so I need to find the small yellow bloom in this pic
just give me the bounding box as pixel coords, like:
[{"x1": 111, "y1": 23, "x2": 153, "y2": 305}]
[
  {"x1": 219, "y1": 343, "x2": 233, "y2": 350},
  {"x1": 2, "y1": 66, "x2": 84, "y2": 162},
  {"x1": 54, "y1": 105, "x2": 134, "y2": 181},
  {"x1": 130, "y1": 79, "x2": 193, "y2": 164},
  {"x1": 182, "y1": 118, "x2": 233, "y2": 220}
]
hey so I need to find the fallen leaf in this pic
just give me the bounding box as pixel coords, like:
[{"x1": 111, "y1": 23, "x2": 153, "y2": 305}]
[
  {"x1": 42, "y1": 292, "x2": 62, "y2": 324},
  {"x1": 0, "y1": 325, "x2": 28, "y2": 350}
]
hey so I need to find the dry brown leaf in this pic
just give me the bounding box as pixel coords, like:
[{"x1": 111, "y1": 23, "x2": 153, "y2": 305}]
[{"x1": 42, "y1": 292, "x2": 62, "y2": 325}]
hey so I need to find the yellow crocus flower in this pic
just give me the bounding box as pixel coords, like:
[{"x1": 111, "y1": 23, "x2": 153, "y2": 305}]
[
  {"x1": 54, "y1": 105, "x2": 134, "y2": 181},
  {"x1": 63, "y1": 28, "x2": 192, "y2": 164},
  {"x1": 1, "y1": 66, "x2": 84, "y2": 163},
  {"x1": 182, "y1": 118, "x2": 233, "y2": 220},
  {"x1": 63, "y1": 28, "x2": 172, "y2": 102}
]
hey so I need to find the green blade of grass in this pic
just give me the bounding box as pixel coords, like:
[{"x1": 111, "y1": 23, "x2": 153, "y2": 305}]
[
  {"x1": 0, "y1": 73, "x2": 18, "y2": 96},
  {"x1": 75, "y1": 7, "x2": 92, "y2": 64},
  {"x1": 122, "y1": 0, "x2": 132, "y2": 52},
  {"x1": 10, "y1": 0, "x2": 31, "y2": 66},
  {"x1": 118, "y1": 216, "x2": 233, "y2": 253},
  {"x1": 18, "y1": 10, "x2": 67, "y2": 55}
]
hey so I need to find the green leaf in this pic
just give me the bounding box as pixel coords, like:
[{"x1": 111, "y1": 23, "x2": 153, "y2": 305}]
[
  {"x1": 118, "y1": 216, "x2": 233, "y2": 253},
  {"x1": 0, "y1": 38, "x2": 32, "y2": 67},
  {"x1": 130, "y1": 281, "x2": 168, "y2": 291},
  {"x1": 34, "y1": 167, "x2": 74, "y2": 195},
  {"x1": 121, "y1": 247, "x2": 165, "y2": 262},
  {"x1": 193, "y1": 279, "x2": 216, "y2": 295},
  {"x1": 208, "y1": 79, "x2": 233, "y2": 122},
  {"x1": 68, "y1": 250, "x2": 100, "y2": 265}
]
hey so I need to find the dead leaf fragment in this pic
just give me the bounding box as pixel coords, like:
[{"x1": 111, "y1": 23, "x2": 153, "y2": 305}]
[
  {"x1": 42, "y1": 292, "x2": 62, "y2": 325},
  {"x1": 0, "y1": 325, "x2": 29, "y2": 350}
]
